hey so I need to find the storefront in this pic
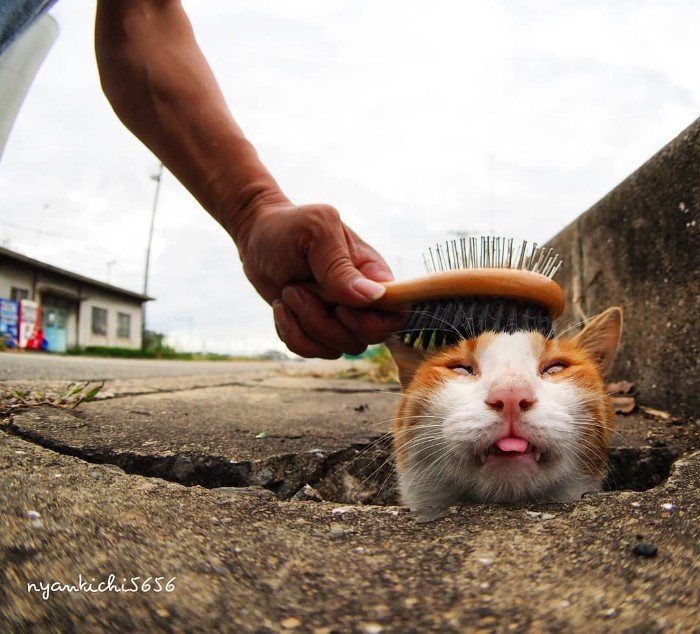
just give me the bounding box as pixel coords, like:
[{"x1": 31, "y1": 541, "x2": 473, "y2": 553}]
[{"x1": 0, "y1": 246, "x2": 152, "y2": 351}]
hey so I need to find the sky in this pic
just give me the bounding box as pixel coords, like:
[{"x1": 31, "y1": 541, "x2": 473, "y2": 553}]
[{"x1": 0, "y1": 0, "x2": 698, "y2": 354}]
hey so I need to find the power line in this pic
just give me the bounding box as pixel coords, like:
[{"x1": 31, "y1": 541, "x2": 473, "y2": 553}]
[{"x1": 0, "y1": 218, "x2": 85, "y2": 241}]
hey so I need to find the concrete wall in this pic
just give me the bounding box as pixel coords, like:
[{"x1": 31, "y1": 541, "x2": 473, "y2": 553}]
[
  {"x1": 546, "y1": 118, "x2": 699, "y2": 418},
  {"x1": 79, "y1": 290, "x2": 143, "y2": 349},
  {"x1": 0, "y1": 260, "x2": 34, "y2": 299}
]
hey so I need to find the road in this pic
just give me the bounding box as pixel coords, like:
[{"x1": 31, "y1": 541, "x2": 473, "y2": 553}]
[{"x1": 0, "y1": 351, "x2": 341, "y2": 381}]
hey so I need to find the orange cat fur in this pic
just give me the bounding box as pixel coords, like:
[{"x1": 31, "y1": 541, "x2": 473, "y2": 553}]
[{"x1": 387, "y1": 307, "x2": 622, "y2": 520}]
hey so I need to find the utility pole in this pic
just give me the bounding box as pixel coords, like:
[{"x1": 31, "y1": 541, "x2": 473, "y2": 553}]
[
  {"x1": 142, "y1": 162, "x2": 163, "y2": 349},
  {"x1": 106, "y1": 260, "x2": 117, "y2": 283}
]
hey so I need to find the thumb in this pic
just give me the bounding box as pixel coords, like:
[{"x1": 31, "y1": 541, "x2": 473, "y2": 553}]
[{"x1": 306, "y1": 216, "x2": 387, "y2": 307}]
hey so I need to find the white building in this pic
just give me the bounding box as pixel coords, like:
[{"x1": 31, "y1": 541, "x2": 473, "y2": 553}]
[{"x1": 0, "y1": 246, "x2": 152, "y2": 351}]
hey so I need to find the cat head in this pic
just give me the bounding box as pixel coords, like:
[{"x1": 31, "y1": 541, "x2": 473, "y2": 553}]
[{"x1": 387, "y1": 307, "x2": 623, "y2": 517}]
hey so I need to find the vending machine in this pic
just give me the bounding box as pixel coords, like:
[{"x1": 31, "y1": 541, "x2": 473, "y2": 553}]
[
  {"x1": 18, "y1": 299, "x2": 41, "y2": 349},
  {"x1": 0, "y1": 298, "x2": 19, "y2": 347}
]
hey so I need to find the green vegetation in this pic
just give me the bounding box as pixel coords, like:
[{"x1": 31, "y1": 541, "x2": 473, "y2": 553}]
[
  {"x1": 64, "y1": 346, "x2": 259, "y2": 361},
  {"x1": 64, "y1": 328, "x2": 232, "y2": 359},
  {"x1": 62, "y1": 329, "x2": 282, "y2": 360},
  {"x1": 142, "y1": 329, "x2": 176, "y2": 356},
  {"x1": 337, "y1": 344, "x2": 399, "y2": 384},
  {"x1": 1, "y1": 381, "x2": 104, "y2": 418}
]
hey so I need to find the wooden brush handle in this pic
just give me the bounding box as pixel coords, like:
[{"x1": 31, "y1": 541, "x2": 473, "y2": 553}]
[
  {"x1": 374, "y1": 269, "x2": 566, "y2": 318},
  {"x1": 297, "y1": 269, "x2": 565, "y2": 318}
]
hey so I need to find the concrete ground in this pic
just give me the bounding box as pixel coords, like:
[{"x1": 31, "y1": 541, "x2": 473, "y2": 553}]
[{"x1": 1, "y1": 353, "x2": 698, "y2": 632}]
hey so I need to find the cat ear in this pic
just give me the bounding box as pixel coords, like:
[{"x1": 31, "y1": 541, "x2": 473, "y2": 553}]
[
  {"x1": 573, "y1": 307, "x2": 623, "y2": 376},
  {"x1": 385, "y1": 335, "x2": 427, "y2": 389}
]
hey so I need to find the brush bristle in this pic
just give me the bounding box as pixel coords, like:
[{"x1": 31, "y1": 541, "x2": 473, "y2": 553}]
[
  {"x1": 402, "y1": 237, "x2": 561, "y2": 350},
  {"x1": 423, "y1": 236, "x2": 562, "y2": 278}
]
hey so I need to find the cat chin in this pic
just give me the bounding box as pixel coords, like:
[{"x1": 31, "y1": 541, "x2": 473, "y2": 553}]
[{"x1": 400, "y1": 469, "x2": 603, "y2": 520}]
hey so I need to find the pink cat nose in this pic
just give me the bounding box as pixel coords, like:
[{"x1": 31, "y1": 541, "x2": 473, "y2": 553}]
[{"x1": 486, "y1": 383, "x2": 536, "y2": 421}]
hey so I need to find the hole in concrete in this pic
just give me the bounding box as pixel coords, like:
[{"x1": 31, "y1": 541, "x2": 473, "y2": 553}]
[
  {"x1": 602, "y1": 447, "x2": 679, "y2": 492},
  {"x1": 1, "y1": 417, "x2": 682, "y2": 505},
  {"x1": 305, "y1": 444, "x2": 679, "y2": 505}
]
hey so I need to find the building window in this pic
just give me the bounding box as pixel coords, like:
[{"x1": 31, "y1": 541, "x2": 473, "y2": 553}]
[
  {"x1": 10, "y1": 287, "x2": 29, "y2": 302},
  {"x1": 91, "y1": 307, "x2": 107, "y2": 335},
  {"x1": 117, "y1": 312, "x2": 131, "y2": 338}
]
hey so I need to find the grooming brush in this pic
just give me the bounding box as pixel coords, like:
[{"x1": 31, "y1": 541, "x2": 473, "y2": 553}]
[{"x1": 374, "y1": 237, "x2": 565, "y2": 350}]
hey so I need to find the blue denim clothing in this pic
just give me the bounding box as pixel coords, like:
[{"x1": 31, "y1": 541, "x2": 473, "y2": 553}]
[{"x1": 0, "y1": 0, "x2": 57, "y2": 56}]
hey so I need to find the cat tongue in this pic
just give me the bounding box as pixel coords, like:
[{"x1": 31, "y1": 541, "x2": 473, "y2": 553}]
[{"x1": 496, "y1": 437, "x2": 529, "y2": 453}]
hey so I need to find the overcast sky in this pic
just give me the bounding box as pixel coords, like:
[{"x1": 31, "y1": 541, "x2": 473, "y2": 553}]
[{"x1": 1, "y1": 0, "x2": 698, "y2": 354}]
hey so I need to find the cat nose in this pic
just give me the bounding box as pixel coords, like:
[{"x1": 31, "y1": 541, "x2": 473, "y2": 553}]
[{"x1": 486, "y1": 383, "x2": 536, "y2": 421}]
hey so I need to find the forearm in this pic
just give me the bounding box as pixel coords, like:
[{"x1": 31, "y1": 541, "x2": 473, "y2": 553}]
[{"x1": 94, "y1": 0, "x2": 286, "y2": 239}]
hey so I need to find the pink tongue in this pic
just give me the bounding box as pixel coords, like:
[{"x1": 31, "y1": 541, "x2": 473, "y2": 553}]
[{"x1": 496, "y1": 437, "x2": 529, "y2": 453}]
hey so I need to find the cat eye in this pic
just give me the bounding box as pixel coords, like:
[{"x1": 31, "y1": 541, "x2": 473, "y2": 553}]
[
  {"x1": 542, "y1": 362, "x2": 567, "y2": 376},
  {"x1": 450, "y1": 365, "x2": 475, "y2": 376}
]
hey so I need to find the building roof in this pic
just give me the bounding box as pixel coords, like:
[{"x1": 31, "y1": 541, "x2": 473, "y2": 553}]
[{"x1": 0, "y1": 246, "x2": 154, "y2": 302}]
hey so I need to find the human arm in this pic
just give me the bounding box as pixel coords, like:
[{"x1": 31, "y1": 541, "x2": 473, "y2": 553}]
[{"x1": 94, "y1": 0, "x2": 403, "y2": 357}]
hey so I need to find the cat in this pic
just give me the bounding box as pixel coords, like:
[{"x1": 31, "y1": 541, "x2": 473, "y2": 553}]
[{"x1": 387, "y1": 307, "x2": 623, "y2": 521}]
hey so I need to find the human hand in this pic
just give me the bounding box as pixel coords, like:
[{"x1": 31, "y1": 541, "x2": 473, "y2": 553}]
[{"x1": 234, "y1": 201, "x2": 405, "y2": 358}]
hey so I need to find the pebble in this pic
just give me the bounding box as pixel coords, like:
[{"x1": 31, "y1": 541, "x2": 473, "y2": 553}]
[
  {"x1": 526, "y1": 511, "x2": 556, "y2": 520},
  {"x1": 26, "y1": 510, "x2": 41, "y2": 520},
  {"x1": 281, "y1": 617, "x2": 302, "y2": 629},
  {"x1": 252, "y1": 467, "x2": 274, "y2": 486},
  {"x1": 661, "y1": 503, "x2": 674, "y2": 511},
  {"x1": 292, "y1": 484, "x2": 324, "y2": 502},
  {"x1": 361, "y1": 624, "x2": 383, "y2": 634},
  {"x1": 632, "y1": 542, "x2": 658, "y2": 558},
  {"x1": 329, "y1": 522, "x2": 351, "y2": 539},
  {"x1": 208, "y1": 556, "x2": 228, "y2": 575},
  {"x1": 332, "y1": 506, "x2": 357, "y2": 516}
]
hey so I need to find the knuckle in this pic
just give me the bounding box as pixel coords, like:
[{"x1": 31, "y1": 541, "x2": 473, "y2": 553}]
[
  {"x1": 323, "y1": 254, "x2": 354, "y2": 281},
  {"x1": 306, "y1": 204, "x2": 340, "y2": 230}
]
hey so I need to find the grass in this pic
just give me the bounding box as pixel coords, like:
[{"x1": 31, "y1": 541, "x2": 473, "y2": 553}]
[
  {"x1": 334, "y1": 344, "x2": 399, "y2": 384},
  {"x1": 64, "y1": 346, "x2": 264, "y2": 361},
  {"x1": 0, "y1": 381, "x2": 104, "y2": 419}
]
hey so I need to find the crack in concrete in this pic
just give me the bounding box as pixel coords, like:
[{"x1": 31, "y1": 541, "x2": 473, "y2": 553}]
[
  {"x1": 93, "y1": 379, "x2": 399, "y2": 402},
  {"x1": 0, "y1": 414, "x2": 681, "y2": 506},
  {"x1": 0, "y1": 416, "x2": 394, "y2": 502}
]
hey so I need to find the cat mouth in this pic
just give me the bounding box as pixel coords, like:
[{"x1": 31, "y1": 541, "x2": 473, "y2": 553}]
[{"x1": 477, "y1": 437, "x2": 544, "y2": 465}]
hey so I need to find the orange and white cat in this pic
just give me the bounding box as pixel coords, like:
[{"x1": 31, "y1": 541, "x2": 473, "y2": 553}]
[{"x1": 388, "y1": 307, "x2": 622, "y2": 520}]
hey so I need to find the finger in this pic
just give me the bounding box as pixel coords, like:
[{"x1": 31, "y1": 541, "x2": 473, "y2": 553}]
[
  {"x1": 272, "y1": 300, "x2": 341, "y2": 359},
  {"x1": 281, "y1": 286, "x2": 367, "y2": 356},
  {"x1": 335, "y1": 306, "x2": 408, "y2": 344},
  {"x1": 356, "y1": 259, "x2": 395, "y2": 283},
  {"x1": 304, "y1": 206, "x2": 387, "y2": 306},
  {"x1": 344, "y1": 226, "x2": 395, "y2": 283}
]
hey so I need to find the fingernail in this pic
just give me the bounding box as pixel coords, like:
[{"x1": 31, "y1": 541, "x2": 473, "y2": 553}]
[
  {"x1": 272, "y1": 300, "x2": 288, "y2": 338},
  {"x1": 336, "y1": 306, "x2": 360, "y2": 331},
  {"x1": 351, "y1": 277, "x2": 386, "y2": 301}
]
